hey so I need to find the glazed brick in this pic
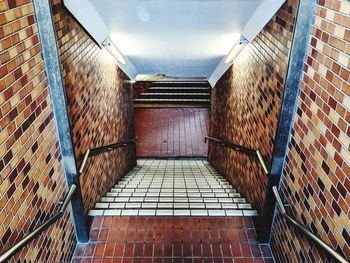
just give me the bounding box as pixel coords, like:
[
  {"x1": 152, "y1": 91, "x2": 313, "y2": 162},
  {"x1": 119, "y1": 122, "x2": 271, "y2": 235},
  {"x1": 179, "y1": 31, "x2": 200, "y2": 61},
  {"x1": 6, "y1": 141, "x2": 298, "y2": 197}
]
[
  {"x1": 209, "y1": 0, "x2": 298, "y2": 212},
  {"x1": 271, "y1": 0, "x2": 350, "y2": 262},
  {"x1": 51, "y1": 0, "x2": 136, "y2": 212},
  {"x1": 0, "y1": 0, "x2": 76, "y2": 262}
]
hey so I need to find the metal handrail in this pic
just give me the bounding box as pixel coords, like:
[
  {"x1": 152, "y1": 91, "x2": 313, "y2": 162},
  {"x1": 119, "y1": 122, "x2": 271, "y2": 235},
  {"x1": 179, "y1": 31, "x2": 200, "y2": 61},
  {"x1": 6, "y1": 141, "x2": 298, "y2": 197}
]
[
  {"x1": 0, "y1": 138, "x2": 137, "y2": 262},
  {"x1": 256, "y1": 150, "x2": 269, "y2": 175},
  {"x1": 78, "y1": 138, "x2": 137, "y2": 174},
  {"x1": 0, "y1": 184, "x2": 77, "y2": 263},
  {"x1": 205, "y1": 136, "x2": 269, "y2": 176},
  {"x1": 272, "y1": 186, "x2": 349, "y2": 263}
]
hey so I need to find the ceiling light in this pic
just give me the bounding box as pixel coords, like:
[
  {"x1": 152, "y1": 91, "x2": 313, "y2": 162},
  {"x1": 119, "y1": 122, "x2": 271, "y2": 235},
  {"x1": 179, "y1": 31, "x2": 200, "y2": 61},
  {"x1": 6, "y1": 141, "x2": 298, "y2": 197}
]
[
  {"x1": 102, "y1": 38, "x2": 126, "y2": 64},
  {"x1": 225, "y1": 36, "x2": 249, "y2": 64}
]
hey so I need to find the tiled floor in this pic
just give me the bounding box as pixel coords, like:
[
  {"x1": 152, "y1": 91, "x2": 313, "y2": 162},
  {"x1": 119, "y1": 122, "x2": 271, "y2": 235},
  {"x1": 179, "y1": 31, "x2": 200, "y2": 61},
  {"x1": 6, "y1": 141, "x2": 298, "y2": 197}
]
[
  {"x1": 135, "y1": 109, "x2": 209, "y2": 157},
  {"x1": 89, "y1": 159, "x2": 257, "y2": 217},
  {"x1": 72, "y1": 216, "x2": 275, "y2": 262}
]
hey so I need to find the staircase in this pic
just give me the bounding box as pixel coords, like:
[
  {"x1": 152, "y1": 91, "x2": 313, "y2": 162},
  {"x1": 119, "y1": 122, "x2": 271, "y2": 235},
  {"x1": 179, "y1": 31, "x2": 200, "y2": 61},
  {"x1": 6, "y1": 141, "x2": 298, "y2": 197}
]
[
  {"x1": 89, "y1": 159, "x2": 257, "y2": 217},
  {"x1": 133, "y1": 81, "x2": 211, "y2": 108}
]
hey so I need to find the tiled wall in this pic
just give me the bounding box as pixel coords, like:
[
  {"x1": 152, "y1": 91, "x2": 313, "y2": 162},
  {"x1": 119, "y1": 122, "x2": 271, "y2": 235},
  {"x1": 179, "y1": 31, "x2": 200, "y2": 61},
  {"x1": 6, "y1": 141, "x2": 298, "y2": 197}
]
[
  {"x1": 208, "y1": 0, "x2": 298, "y2": 212},
  {"x1": 271, "y1": 0, "x2": 350, "y2": 261},
  {"x1": 0, "y1": 0, "x2": 76, "y2": 261},
  {"x1": 51, "y1": 0, "x2": 137, "y2": 212}
]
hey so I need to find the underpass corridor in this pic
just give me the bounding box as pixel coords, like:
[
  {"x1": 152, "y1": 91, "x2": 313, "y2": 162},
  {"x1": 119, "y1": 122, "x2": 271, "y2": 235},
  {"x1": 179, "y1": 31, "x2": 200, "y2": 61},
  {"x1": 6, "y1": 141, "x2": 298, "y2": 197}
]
[{"x1": 0, "y1": 0, "x2": 349, "y2": 263}]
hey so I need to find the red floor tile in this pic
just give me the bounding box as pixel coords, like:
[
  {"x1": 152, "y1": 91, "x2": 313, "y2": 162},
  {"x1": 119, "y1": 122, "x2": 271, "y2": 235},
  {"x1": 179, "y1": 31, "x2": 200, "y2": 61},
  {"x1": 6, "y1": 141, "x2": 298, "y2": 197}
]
[
  {"x1": 135, "y1": 108, "x2": 209, "y2": 157},
  {"x1": 72, "y1": 217, "x2": 275, "y2": 262}
]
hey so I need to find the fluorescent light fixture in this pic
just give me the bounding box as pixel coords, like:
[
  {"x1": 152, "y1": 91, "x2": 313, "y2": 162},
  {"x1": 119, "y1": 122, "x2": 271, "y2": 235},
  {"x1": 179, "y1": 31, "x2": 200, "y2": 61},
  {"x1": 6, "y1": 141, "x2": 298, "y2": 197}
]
[
  {"x1": 102, "y1": 38, "x2": 126, "y2": 64},
  {"x1": 225, "y1": 35, "x2": 249, "y2": 64}
]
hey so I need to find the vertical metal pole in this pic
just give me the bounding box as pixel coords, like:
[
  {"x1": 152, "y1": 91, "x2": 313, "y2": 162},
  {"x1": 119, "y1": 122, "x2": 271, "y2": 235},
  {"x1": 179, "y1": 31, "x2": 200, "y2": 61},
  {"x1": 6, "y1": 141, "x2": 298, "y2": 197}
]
[
  {"x1": 32, "y1": 0, "x2": 88, "y2": 243},
  {"x1": 258, "y1": 0, "x2": 317, "y2": 242}
]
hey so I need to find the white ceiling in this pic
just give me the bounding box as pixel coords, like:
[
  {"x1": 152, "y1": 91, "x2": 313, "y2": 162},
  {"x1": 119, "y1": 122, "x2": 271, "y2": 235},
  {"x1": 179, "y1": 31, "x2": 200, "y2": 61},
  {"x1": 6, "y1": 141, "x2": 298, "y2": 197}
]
[
  {"x1": 64, "y1": 0, "x2": 285, "y2": 85},
  {"x1": 90, "y1": 0, "x2": 261, "y2": 78}
]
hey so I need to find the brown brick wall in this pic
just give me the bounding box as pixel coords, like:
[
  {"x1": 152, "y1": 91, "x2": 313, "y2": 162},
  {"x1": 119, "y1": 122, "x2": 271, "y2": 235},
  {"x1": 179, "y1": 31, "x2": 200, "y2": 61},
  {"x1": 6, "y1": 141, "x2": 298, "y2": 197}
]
[
  {"x1": 51, "y1": 0, "x2": 137, "y2": 212},
  {"x1": 271, "y1": 0, "x2": 350, "y2": 261},
  {"x1": 0, "y1": 0, "x2": 76, "y2": 262},
  {"x1": 208, "y1": 1, "x2": 298, "y2": 212}
]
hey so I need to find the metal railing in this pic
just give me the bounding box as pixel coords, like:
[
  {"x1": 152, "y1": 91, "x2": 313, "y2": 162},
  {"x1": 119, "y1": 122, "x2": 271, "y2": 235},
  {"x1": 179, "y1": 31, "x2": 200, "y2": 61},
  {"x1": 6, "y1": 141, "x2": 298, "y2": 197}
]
[
  {"x1": 0, "y1": 184, "x2": 77, "y2": 263},
  {"x1": 79, "y1": 138, "x2": 137, "y2": 174},
  {"x1": 205, "y1": 136, "x2": 348, "y2": 262},
  {"x1": 272, "y1": 186, "x2": 349, "y2": 263},
  {"x1": 204, "y1": 136, "x2": 269, "y2": 175},
  {"x1": 0, "y1": 138, "x2": 137, "y2": 262}
]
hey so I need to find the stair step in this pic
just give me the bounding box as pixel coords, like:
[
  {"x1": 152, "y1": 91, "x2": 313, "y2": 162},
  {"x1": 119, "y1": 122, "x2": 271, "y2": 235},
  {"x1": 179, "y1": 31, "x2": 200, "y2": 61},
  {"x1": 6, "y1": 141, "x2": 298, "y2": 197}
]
[
  {"x1": 149, "y1": 87, "x2": 209, "y2": 90},
  {"x1": 90, "y1": 159, "x2": 257, "y2": 217},
  {"x1": 134, "y1": 80, "x2": 210, "y2": 108},
  {"x1": 88, "y1": 209, "x2": 258, "y2": 217},
  {"x1": 98, "y1": 197, "x2": 247, "y2": 203},
  {"x1": 137, "y1": 95, "x2": 210, "y2": 100},
  {"x1": 111, "y1": 187, "x2": 234, "y2": 191},
  {"x1": 106, "y1": 191, "x2": 241, "y2": 197},
  {"x1": 152, "y1": 81, "x2": 209, "y2": 88},
  {"x1": 140, "y1": 93, "x2": 210, "y2": 96},
  {"x1": 133, "y1": 98, "x2": 210, "y2": 102},
  {"x1": 95, "y1": 202, "x2": 251, "y2": 209},
  {"x1": 134, "y1": 104, "x2": 209, "y2": 108}
]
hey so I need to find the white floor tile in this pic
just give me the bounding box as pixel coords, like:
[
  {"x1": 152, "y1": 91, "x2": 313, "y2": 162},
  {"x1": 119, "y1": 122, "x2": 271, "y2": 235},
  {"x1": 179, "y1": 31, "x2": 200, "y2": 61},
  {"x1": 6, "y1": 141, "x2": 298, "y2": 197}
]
[
  {"x1": 243, "y1": 210, "x2": 258, "y2": 216},
  {"x1": 97, "y1": 159, "x2": 255, "y2": 218},
  {"x1": 158, "y1": 203, "x2": 173, "y2": 208},
  {"x1": 121, "y1": 210, "x2": 139, "y2": 216},
  {"x1": 156, "y1": 210, "x2": 173, "y2": 216},
  {"x1": 139, "y1": 210, "x2": 156, "y2": 216},
  {"x1": 104, "y1": 209, "x2": 121, "y2": 216},
  {"x1": 191, "y1": 210, "x2": 208, "y2": 216},
  {"x1": 88, "y1": 210, "x2": 103, "y2": 216},
  {"x1": 208, "y1": 210, "x2": 225, "y2": 216},
  {"x1": 174, "y1": 210, "x2": 190, "y2": 216},
  {"x1": 95, "y1": 203, "x2": 109, "y2": 208},
  {"x1": 109, "y1": 203, "x2": 125, "y2": 208},
  {"x1": 225, "y1": 210, "x2": 243, "y2": 216}
]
